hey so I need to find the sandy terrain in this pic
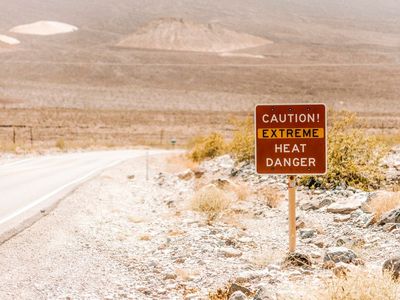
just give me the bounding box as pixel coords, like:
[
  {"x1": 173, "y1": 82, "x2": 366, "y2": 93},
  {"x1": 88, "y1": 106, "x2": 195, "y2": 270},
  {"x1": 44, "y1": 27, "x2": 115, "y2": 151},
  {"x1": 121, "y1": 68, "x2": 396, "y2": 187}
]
[{"x1": 0, "y1": 152, "x2": 399, "y2": 299}]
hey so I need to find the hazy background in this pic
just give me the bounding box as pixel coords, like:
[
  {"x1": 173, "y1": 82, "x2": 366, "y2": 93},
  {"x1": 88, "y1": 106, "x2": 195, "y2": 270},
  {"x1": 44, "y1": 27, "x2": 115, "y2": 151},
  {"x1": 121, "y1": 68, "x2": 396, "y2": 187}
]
[{"x1": 0, "y1": 0, "x2": 399, "y2": 148}]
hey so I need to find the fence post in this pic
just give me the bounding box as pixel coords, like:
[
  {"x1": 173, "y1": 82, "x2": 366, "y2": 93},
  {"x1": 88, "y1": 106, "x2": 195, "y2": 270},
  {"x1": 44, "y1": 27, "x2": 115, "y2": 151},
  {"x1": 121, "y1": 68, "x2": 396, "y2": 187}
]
[{"x1": 30, "y1": 127, "x2": 33, "y2": 147}]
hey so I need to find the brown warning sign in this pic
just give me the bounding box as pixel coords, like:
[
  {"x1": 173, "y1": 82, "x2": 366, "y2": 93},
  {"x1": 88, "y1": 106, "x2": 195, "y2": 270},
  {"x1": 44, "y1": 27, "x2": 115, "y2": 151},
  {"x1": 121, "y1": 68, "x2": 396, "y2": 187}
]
[{"x1": 255, "y1": 104, "x2": 327, "y2": 175}]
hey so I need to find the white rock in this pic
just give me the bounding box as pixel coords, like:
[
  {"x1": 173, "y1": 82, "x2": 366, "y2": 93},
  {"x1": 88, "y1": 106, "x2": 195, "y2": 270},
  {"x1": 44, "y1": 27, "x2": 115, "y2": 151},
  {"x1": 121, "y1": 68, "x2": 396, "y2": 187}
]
[
  {"x1": 236, "y1": 269, "x2": 270, "y2": 282},
  {"x1": 327, "y1": 194, "x2": 368, "y2": 214},
  {"x1": 229, "y1": 291, "x2": 248, "y2": 300}
]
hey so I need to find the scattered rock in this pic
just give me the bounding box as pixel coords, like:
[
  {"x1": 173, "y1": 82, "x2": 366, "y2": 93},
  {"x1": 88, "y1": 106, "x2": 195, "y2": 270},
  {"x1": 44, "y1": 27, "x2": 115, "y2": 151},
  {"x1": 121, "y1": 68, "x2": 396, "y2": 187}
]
[
  {"x1": 302, "y1": 195, "x2": 336, "y2": 211},
  {"x1": 382, "y1": 257, "x2": 400, "y2": 280},
  {"x1": 327, "y1": 194, "x2": 368, "y2": 214},
  {"x1": 378, "y1": 208, "x2": 400, "y2": 225},
  {"x1": 229, "y1": 291, "x2": 248, "y2": 300},
  {"x1": 283, "y1": 252, "x2": 312, "y2": 267},
  {"x1": 299, "y1": 229, "x2": 315, "y2": 239},
  {"x1": 333, "y1": 237, "x2": 347, "y2": 247},
  {"x1": 322, "y1": 261, "x2": 336, "y2": 269},
  {"x1": 334, "y1": 215, "x2": 351, "y2": 223},
  {"x1": 236, "y1": 270, "x2": 270, "y2": 283},
  {"x1": 324, "y1": 247, "x2": 357, "y2": 264},
  {"x1": 212, "y1": 178, "x2": 237, "y2": 190},
  {"x1": 253, "y1": 284, "x2": 274, "y2": 300},
  {"x1": 193, "y1": 168, "x2": 205, "y2": 178},
  {"x1": 221, "y1": 247, "x2": 243, "y2": 258},
  {"x1": 178, "y1": 169, "x2": 194, "y2": 180},
  {"x1": 313, "y1": 239, "x2": 325, "y2": 248},
  {"x1": 228, "y1": 283, "x2": 251, "y2": 298},
  {"x1": 382, "y1": 223, "x2": 400, "y2": 232},
  {"x1": 332, "y1": 262, "x2": 350, "y2": 278},
  {"x1": 163, "y1": 273, "x2": 177, "y2": 280},
  {"x1": 296, "y1": 219, "x2": 306, "y2": 229}
]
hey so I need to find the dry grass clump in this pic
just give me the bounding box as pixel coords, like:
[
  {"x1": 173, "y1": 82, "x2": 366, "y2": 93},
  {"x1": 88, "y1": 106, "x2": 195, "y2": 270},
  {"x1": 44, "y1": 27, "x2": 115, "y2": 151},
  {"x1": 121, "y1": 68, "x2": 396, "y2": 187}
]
[
  {"x1": 324, "y1": 269, "x2": 399, "y2": 300},
  {"x1": 189, "y1": 116, "x2": 254, "y2": 163},
  {"x1": 165, "y1": 154, "x2": 198, "y2": 173},
  {"x1": 233, "y1": 182, "x2": 250, "y2": 201},
  {"x1": 191, "y1": 184, "x2": 231, "y2": 215},
  {"x1": 367, "y1": 192, "x2": 400, "y2": 221},
  {"x1": 301, "y1": 111, "x2": 388, "y2": 191},
  {"x1": 138, "y1": 234, "x2": 151, "y2": 241},
  {"x1": 229, "y1": 117, "x2": 254, "y2": 162},
  {"x1": 55, "y1": 138, "x2": 66, "y2": 150},
  {"x1": 257, "y1": 187, "x2": 282, "y2": 208},
  {"x1": 189, "y1": 133, "x2": 226, "y2": 162},
  {"x1": 231, "y1": 182, "x2": 250, "y2": 201}
]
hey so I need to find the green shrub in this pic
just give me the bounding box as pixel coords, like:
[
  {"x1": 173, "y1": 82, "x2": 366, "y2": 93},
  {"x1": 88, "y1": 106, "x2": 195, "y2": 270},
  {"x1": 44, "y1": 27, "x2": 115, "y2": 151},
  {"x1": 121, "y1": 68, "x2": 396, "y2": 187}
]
[
  {"x1": 300, "y1": 111, "x2": 388, "y2": 190},
  {"x1": 228, "y1": 117, "x2": 255, "y2": 162},
  {"x1": 189, "y1": 132, "x2": 226, "y2": 162}
]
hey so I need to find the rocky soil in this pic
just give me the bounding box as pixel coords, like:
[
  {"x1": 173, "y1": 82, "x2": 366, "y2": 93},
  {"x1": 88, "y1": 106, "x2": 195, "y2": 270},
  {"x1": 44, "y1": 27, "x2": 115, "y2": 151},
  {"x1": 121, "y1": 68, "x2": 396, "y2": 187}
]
[{"x1": 0, "y1": 148, "x2": 399, "y2": 299}]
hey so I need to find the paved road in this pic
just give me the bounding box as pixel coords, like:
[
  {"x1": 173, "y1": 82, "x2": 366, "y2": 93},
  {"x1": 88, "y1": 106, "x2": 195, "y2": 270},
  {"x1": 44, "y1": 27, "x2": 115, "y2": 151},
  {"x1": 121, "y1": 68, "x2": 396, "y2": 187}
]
[{"x1": 0, "y1": 150, "x2": 161, "y2": 237}]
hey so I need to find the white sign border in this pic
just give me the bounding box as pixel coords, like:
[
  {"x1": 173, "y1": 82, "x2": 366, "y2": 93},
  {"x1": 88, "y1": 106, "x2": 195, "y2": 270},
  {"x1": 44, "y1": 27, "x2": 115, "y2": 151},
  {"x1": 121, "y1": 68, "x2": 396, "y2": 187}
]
[{"x1": 254, "y1": 103, "x2": 328, "y2": 176}]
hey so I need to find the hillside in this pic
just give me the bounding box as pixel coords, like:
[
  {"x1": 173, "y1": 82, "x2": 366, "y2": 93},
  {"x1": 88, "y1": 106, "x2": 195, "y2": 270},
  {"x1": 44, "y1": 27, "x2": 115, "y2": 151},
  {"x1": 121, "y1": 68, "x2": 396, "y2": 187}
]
[{"x1": 117, "y1": 18, "x2": 271, "y2": 53}]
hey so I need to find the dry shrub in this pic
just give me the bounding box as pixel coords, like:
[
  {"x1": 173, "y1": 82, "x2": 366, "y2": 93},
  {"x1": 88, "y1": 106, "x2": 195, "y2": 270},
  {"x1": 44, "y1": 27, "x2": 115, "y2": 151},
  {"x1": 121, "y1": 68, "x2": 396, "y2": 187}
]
[
  {"x1": 374, "y1": 134, "x2": 400, "y2": 148},
  {"x1": 257, "y1": 187, "x2": 282, "y2": 208},
  {"x1": 233, "y1": 182, "x2": 250, "y2": 201},
  {"x1": 55, "y1": 138, "x2": 66, "y2": 150},
  {"x1": 367, "y1": 192, "x2": 400, "y2": 221},
  {"x1": 138, "y1": 234, "x2": 151, "y2": 241},
  {"x1": 0, "y1": 142, "x2": 17, "y2": 153},
  {"x1": 324, "y1": 269, "x2": 399, "y2": 300},
  {"x1": 189, "y1": 133, "x2": 226, "y2": 162},
  {"x1": 191, "y1": 184, "x2": 231, "y2": 215},
  {"x1": 301, "y1": 111, "x2": 388, "y2": 191},
  {"x1": 188, "y1": 117, "x2": 254, "y2": 163},
  {"x1": 229, "y1": 117, "x2": 254, "y2": 162},
  {"x1": 166, "y1": 154, "x2": 198, "y2": 173}
]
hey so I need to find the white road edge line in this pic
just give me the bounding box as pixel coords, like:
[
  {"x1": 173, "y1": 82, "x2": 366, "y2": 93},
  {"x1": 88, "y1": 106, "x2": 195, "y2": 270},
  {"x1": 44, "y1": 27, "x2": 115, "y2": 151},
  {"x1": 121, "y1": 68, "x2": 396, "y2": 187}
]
[
  {"x1": 0, "y1": 158, "x2": 34, "y2": 169},
  {"x1": 0, "y1": 158, "x2": 125, "y2": 226}
]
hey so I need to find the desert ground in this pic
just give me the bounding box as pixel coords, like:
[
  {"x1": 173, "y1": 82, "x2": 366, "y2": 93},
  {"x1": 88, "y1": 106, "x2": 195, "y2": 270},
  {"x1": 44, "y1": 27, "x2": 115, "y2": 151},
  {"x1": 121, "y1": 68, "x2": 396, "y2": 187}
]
[
  {"x1": 0, "y1": 0, "x2": 400, "y2": 151},
  {"x1": 0, "y1": 1, "x2": 400, "y2": 299}
]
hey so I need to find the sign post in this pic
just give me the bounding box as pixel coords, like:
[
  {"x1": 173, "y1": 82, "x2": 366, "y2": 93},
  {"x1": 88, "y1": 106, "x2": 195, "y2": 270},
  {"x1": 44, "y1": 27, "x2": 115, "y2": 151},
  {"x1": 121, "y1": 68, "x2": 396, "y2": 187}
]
[
  {"x1": 255, "y1": 104, "x2": 327, "y2": 253},
  {"x1": 288, "y1": 175, "x2": 296, "y2": 252}
]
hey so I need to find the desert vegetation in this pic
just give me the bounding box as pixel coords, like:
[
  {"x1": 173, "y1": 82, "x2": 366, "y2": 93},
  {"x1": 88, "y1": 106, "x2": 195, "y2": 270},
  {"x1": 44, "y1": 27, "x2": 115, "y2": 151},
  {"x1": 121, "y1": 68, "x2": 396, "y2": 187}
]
[{"x1": 190, "y1": 111, "x2": 391, "y2": 191}]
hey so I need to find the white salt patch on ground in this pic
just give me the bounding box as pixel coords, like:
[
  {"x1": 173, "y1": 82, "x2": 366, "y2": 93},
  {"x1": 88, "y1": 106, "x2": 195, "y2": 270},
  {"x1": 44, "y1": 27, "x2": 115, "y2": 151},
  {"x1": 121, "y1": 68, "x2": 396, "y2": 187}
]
[
  {"x1": 0, "y1": 35, "x2": 20, "y2": 45},
  {"x1": 10, "y1": 21, "x2": 78, "y2": 36},
  {"x1": 219, "y1": 52, "x2": 265, "y2": 59}
]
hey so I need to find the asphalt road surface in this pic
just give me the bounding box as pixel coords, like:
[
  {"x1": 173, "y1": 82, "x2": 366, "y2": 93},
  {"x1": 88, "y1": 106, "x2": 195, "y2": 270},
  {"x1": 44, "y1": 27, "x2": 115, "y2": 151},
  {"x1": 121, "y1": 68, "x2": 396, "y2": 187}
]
[{"x1": 0, "y1": 150, "x2": 162, "y2": 238}]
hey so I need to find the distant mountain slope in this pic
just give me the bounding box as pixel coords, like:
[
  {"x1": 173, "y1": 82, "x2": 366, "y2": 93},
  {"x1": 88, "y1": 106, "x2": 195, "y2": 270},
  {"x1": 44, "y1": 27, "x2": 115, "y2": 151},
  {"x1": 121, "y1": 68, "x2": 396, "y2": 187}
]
[
  {"x1": 117, "y1": 18, "x2": 272, "y2": 52},
  {"x1": 0, "y1": 0, "x2": 399, "y2": 46}
]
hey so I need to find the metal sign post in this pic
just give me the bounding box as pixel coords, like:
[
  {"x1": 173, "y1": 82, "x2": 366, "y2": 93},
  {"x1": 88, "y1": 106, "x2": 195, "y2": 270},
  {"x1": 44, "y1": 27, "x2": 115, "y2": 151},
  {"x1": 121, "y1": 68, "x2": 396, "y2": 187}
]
[{"x1": 255, "y1": 104, "x2": 327, "y2": 253}]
